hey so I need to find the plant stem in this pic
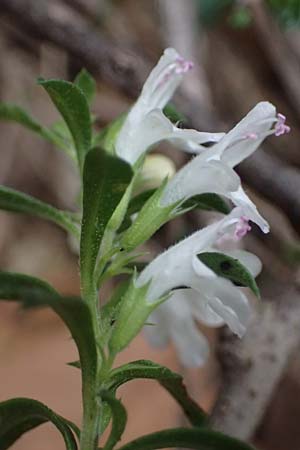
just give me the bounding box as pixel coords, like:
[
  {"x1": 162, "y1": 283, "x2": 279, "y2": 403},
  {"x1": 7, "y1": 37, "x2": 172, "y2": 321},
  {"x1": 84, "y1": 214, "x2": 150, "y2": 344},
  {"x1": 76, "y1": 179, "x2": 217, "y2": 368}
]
[
  {"x1": 80, "y1": 394, "x2": 101, "y2": 450},
  {"x1": 80, "y1": 287, "x2": 103, "y2": 450}
]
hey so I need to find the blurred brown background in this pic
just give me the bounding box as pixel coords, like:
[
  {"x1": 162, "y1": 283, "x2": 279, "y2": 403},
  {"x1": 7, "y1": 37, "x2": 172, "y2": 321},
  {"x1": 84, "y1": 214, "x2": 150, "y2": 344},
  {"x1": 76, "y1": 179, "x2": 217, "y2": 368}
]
[{"x1": 1, "y1": 1, "x2": 300, "y2": 449}]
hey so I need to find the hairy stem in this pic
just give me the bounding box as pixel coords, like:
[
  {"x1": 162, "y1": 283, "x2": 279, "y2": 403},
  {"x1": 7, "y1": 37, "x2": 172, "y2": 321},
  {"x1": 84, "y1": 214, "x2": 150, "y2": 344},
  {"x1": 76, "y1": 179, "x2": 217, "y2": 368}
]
[{"x1": 80, "y1": 288, "x2": 103, "y2": 450}]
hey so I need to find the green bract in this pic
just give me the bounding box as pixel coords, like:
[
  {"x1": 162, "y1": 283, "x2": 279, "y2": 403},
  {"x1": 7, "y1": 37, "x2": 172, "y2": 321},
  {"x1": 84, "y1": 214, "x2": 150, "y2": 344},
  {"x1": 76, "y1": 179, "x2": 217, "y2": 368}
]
[
  {"x1": 121, "y1": 180, "x2": 179, "y2": 251},
  {"x1": 109, "y1": 276, "x2": 160, "y2": 355}
]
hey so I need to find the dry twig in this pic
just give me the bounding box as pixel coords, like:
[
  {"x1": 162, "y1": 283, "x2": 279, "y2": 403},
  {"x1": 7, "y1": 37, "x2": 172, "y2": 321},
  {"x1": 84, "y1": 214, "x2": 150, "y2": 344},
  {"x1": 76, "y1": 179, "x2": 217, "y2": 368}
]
[
  {"x1": 211, "y1": 283, "x2": 300, "y2": 440},
  {"x1": 1, "y1": 0, "x2": 146, "y2": 97}
]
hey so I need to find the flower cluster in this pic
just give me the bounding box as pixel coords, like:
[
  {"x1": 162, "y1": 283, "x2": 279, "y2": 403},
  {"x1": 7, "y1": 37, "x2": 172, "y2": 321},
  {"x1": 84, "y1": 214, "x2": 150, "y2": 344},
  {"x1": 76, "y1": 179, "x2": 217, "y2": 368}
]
[{"x1": 116, "y1": 48, "x2": 290, "y2": 366}]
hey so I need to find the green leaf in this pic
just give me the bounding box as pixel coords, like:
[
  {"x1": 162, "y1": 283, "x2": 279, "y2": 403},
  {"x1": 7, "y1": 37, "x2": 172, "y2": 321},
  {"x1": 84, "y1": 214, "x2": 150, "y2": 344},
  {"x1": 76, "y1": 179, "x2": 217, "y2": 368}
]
[
  {"x1": 80, "y1": 148, "x2": 133, "y2": 301},
  {"x1": 100, "y1": 391, "x2": 127, "y2": 450},
  {"x1": 228, "y1": 7, "x2": 252, "y2": 28},
  {"x1": 0, "y1": 185, "x2": 79, "y2": 238},
  {"x1": 0, "y1": 272, "x2": 98, "y2": 411},
  {"x1": 101, "y1": 280, "x2": 131, "y2": 334},
  {"x1": 93, "y1": 113, "x2": 127, "y2": 154},
  {"x1": 121, "y1": 180, "x2": 178, "y2": 251},
  {"x1": 0, "y1": 397, "x2": 78, "y2": 450},
  {"x1": 109, "y1": 277, "x2": 159, "y2": 355},
  {"x1": 74, "y1": 69, "x2": 96, "y2": 105},
  {"x1": 197, "y1": 252, "x2": 260, "y2": 297},
  {"x1": 268, "y1": 0, "x2": 300, "y2": 29},
  {"x1": 67, "y1": 360, "x2": 81, "y2": 369},
  {"x1": 183, "y1": 193, "x2": 230, "y2": 215},
  {"x1": 163, "y1": 103, "x2": 186, "y2": 124},
  {"x1": 198, "y1": 0, "x2": 234, "y2": 27},
  {"x1": 109, "y1": 360, "x2": 207, "y2": 427},
  {"x1": 117, "y1": 428, "x2": 255, "y2": 450},
  {"x1": 127, "y1": 189, "x2": 156, "y2": 216},
  {"x1": 0, "y1": 103, "x2": 73, "y2": 156},
  {"x1": 38, "y1": 79, "x2": 92, "y2": 171}
]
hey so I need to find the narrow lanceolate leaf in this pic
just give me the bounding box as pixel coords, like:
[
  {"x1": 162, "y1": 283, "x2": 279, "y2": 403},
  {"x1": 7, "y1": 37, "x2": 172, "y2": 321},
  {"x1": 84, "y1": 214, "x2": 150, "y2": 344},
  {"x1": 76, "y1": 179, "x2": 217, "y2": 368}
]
[
  {"x1": 109, "y1": 360, "x2": 207, "y2": 427},
  {"x1": 197, "y1": 252, "x2": 260, "y2": 297},
  {"x1": 74, "y1": 69, "x2": 96, "y2": 105},
  {"x1": 38, "y1": 79, "x2": 92, "y2": 170},
  {"x1": 0, "y1": 397, "x2": 77, "y2": 450},
  {"x1": 0, "y1": 272, "x2": 98, "y2": 409},
  {"x1": 0, "y1": 103, "x2": 72, "y2": 155},
  {"x1": 80, "y1": 148, "x2": 133, "y2": 301},
  {"x1": 100, "y1": 391, "x2": 127, "y2": 450},
  {"x1": 0, "y1": 185, "x2": 79, "y2": 238},
  {"x1": 183, "y1": 193, "x2": 230, "y2": 215},
  {"x1": 117, "y1": 428, "x2": 256, "y2": 450}
]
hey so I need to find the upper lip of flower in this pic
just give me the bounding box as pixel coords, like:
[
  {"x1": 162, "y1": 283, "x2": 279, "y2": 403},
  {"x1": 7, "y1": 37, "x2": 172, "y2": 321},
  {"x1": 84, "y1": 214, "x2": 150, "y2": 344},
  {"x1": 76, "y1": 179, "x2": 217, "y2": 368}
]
[
  {"x1": 136, "y1": 207, "x2": 251, "y2": 301},
  {"x1": 115, "y1": 48, "x2": 225, "y2": 164}
]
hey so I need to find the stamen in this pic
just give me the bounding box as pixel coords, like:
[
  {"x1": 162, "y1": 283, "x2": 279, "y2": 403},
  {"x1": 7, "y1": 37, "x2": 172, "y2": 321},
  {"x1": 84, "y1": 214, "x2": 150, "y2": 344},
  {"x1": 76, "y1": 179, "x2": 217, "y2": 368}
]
[
  {"x1": 157, "y1": 56, "x2": 193, "y2": 88},
  {"x1": 175, "y1": 56, "x2": 194, "y2": 74},
  {"x1": 234, "y1": 216, "x2": 251, "y2": 240},
  {"x1": 275, "y1": 113, "x2": 291, "y2": 136}
]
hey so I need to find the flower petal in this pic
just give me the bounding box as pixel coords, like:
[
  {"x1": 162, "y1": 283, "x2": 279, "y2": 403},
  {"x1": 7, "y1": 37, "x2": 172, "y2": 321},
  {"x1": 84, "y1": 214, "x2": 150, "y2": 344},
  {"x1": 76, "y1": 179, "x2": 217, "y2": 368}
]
[
  {"x1": 161, "y1": 159, "x2": 240, "y2": 206},
  {"x1": 192, "y1": 277, "x2": 252, "y2": 337},
  {"x1": 144, "y1": 307, "x2": 170, "y2": 348},
  {"x1": 168, "y1": 130, "x2": 225, "y2": 154},
  {"x1": 137, "y1": 207, "x2": 244, "y2": 301},
  {"x1": 140, "y1": 48, "x2": 193, "y2": 112},
  {"x1": 117, "y1": 108, "x2": 225, "y2": 164},
  {"x1": 127, "y1": 48, "x2": 193, "y2": 128},
  {"x1": 174, "y1": 288, "x2": 224, "y2": 327},
  {"x1": 116, "y1": 109, "x2": 173, "y2": 164},
  {"x1": 230, "y1": 185, "x2": 269, "y2": 233},
  {"x1": 144, "y1": 291, "x2": 210, "y2": 367},
  {"x1": 170, "y1": 318, "x2": 209, "y2": 367},
  {"x1": 220, "y1": 102, "x2": 276, "y2": 167}
]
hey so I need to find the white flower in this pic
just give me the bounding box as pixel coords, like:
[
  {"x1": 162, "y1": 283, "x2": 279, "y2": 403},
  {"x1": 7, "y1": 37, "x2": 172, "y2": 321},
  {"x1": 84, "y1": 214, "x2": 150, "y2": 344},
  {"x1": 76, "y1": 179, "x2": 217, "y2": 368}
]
[
  {"x1": 116, "y1": 48, "x2": 225, "y2": 164},
  {"x1": 161, "y1": 102, "x2": 290, "y2": 233},
  {"x1": 138, "y1": 208, "x2": 261, "y2": 367},
  {"x1": 137, "y1": 207, "x2": 262, "y2": 367},
  {"x1": 144, "y1": 289, "x2": 221, "y2": 367}
]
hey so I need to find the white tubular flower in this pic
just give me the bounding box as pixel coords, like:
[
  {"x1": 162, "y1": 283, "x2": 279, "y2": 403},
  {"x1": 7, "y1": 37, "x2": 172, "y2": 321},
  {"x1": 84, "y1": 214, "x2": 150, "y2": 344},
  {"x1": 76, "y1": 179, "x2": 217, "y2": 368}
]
[
  {"x1": 161, "y1": 102, "x2": 290, "y2": 233},
  {"x1": 137, "y1": 208, "x2": 262, "y2": 365},
  {"x1": 146, "y1": 245, "x2": 262, "y2": 368},
  {"x1": 116, "y1": 48, "x2": 224, "y2": 164}
]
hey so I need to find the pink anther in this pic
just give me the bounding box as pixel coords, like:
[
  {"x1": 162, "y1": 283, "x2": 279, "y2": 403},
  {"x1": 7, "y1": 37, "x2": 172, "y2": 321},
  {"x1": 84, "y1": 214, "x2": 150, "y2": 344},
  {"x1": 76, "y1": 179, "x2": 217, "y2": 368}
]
[
  {"x1": 234, "y1": 216, "x2": 252, "y2": 240},
  {"x1": 275, "y1": 113, "x2": 291, "y2": 136},
  {"x1": 175, "y1": 56, "x2": 194, "y2": 74}
]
